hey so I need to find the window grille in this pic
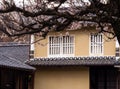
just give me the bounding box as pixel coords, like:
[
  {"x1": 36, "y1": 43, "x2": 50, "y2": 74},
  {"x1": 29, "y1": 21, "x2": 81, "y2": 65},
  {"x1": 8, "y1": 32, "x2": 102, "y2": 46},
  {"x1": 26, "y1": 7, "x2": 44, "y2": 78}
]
[
  {"x1": 48, "y1": 35, "x2": 74, "y2": 57},
  {"x1": 90, "y1": 33, "x2": 103, "y2": 56},
  {"x1": 30, "y1": 50, "x2": 34, "y2": 58},
  {"x1": 116, "y1": 47, "x2": 120, "y2": 57}
]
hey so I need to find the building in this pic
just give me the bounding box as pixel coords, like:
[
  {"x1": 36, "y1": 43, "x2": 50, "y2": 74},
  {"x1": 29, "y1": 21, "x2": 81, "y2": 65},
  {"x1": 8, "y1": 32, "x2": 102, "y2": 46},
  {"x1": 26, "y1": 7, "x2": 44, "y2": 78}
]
[
  {"x1": 0, "y1": 43, "x2": 35, "y2": 89},
  {"x1": 27, "y1": 26, "x2": 120, "y2": 89}
]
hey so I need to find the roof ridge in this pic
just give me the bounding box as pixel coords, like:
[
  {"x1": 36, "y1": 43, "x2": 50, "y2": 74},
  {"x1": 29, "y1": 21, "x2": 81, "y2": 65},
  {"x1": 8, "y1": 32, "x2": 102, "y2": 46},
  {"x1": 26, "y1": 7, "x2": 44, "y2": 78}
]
[
  {"x1": 0, "y1": 42, "x2": 29, "y2": 47},
  {"x1": 27, "y1": 56, "x2": 116, "y2": 66},
  {"x1": 32, "y1": 56, "x2": 116, "y2": 59}
]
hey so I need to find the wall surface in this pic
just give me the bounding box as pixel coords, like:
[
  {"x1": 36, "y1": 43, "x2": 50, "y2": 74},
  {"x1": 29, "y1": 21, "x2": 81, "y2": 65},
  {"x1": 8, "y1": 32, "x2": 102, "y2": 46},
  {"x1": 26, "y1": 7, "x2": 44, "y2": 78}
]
[
  {"x1": 33, "y1": 28, "x2": 115, "y2": 89},
  {"x1": 34, "y1": 29, "x2": 116, "y2": 57},
  {"x1": 34, "y1": 67, "x2": 89, "y2": 89}
]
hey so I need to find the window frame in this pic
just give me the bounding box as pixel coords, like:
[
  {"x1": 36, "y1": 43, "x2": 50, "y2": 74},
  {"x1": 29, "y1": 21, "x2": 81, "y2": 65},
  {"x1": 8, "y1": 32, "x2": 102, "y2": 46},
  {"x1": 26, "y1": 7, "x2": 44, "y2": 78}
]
[
  {"x1": 115, "y1": 47, "x2": 120, "y2": 57},
  {"x1": 89, "y1": 33, "x2": 104, "y2": 56},
  {"x1": 48, "y1": 35, "x2": 75, "y2": 57}
]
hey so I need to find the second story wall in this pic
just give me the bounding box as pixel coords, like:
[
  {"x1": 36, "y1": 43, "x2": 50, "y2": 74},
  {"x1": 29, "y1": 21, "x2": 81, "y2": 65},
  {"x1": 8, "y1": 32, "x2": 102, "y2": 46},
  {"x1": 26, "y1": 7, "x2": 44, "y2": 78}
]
[{"x1": 34, "y1": 28, "x2": 115, "y2": 58}]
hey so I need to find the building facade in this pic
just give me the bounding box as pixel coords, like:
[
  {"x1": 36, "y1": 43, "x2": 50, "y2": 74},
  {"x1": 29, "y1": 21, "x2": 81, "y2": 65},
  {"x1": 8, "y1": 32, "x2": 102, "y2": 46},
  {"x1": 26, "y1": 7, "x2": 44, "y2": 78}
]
[{"x1": 27, "y1": 28, "x2": 120, "y2": 89}]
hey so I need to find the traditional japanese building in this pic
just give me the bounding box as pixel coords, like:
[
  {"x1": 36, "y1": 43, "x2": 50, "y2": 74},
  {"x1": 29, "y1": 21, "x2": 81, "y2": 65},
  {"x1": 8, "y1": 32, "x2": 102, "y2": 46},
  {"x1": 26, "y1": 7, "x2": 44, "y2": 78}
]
[{"x1": 27, "y1": 25, "x2": 120, "y2": 89}]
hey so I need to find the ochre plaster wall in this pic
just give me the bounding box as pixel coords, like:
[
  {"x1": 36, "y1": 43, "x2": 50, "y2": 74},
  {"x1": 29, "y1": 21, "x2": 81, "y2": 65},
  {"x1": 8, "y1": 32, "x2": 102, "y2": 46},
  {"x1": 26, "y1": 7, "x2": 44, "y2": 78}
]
[
  {"x1": 34, "y1": 67, "x2": 89, "y2": 89},
  {"x1": 34, "y1": 29, "x2": 115, "y2": 57},
  {"x1": 34, "y1": 36, "x2": 48, "y2": 57},
  {"x1": 104, "y1": 37, "x2": 115, "y2": 56}
]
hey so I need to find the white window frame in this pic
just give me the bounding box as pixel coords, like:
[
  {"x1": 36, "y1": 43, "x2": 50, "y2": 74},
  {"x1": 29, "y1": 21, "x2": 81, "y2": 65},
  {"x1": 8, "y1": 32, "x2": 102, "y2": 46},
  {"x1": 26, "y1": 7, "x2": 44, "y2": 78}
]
[
  {"x1": 116, "y1": 47, "x2": 120, "y2": 57},
  {"x1": 30, "y1": 35, "x2": 34, "y2": 58},
  {"x1": 48, "y1": 35, "x2": 75, "y2": 57},
  {"x1": 30, "y1": 35, "x2": 34, "y2": 51},
  {"x1": 89, "y1": 33, "x2": 104, "y2": 56},
  {"x1": 115, "y1": 39, "x2": 120, "y2": 58}
]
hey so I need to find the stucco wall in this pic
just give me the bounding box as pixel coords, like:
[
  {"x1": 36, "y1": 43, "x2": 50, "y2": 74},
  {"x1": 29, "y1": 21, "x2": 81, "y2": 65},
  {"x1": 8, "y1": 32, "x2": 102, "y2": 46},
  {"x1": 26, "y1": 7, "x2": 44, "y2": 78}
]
[
  {"x1": 104, "y1": 37, "x2": 115, "y2": 56},
  {"x1": 34, "y1": 29, "x2": 115, "y2": 57},
  {"x1": 34, "y1": 67, "x2": 89, "y2": 89}
]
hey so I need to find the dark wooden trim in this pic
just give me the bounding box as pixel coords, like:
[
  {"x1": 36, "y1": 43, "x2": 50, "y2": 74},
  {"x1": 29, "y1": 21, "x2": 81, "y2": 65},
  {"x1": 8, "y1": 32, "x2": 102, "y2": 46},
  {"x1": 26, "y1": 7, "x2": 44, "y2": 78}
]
[
  {"x1": 90, "y1": 66, "x2": 117, "y2": 89},
  {"x1": 30, "y1": 73, "x2": 35, "y2": 89},
  {"x1": 104, "y1": 70, "x2": 107, "y2": 89},
  {"x1": 0, "y1": 68, "x2": 1, "y2": 89},
  {"x1": 117, "y1": 71, "x2": 120, "y2": 89},
  {"x1": 0, "y1": 68, "x2": 34, "y2": 89}
]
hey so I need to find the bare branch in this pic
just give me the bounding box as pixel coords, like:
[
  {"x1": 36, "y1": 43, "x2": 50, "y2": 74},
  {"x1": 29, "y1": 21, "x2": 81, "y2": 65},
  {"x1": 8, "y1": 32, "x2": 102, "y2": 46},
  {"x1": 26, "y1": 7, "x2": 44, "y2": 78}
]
[{"x1": 0, "y1": 0, "x2": 119, "y2": 43}]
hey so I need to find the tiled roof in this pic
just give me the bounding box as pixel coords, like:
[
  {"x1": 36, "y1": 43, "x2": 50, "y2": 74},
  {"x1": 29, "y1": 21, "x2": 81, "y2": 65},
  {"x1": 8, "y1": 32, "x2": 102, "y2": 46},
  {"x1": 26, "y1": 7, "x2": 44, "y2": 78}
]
[
  {"x1": 0, "y1": 53, "x2": 35, "y2": 71},
  {"x1": 0, "y1": 43, "x2": 29, "y2": 62},
  {"x1": 26, "y1": 56, "x2": 116, "y2": 66},
  {"x1": 0, "y1": 43, "x2": 35, "y2": 71}
]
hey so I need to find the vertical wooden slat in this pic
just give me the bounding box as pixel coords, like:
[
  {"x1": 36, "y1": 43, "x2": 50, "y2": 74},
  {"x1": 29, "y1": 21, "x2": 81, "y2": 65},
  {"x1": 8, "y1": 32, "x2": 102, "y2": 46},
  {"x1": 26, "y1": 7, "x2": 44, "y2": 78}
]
[
  {"x1": 90, "y1": 34, "x2": 103, "y2": 56},
  {"x1": 49, "y1": 35, "x2": 74, "y2": 57},
  {"x1": 68, "y1": 36, "x2": 69, "y2": 54}
]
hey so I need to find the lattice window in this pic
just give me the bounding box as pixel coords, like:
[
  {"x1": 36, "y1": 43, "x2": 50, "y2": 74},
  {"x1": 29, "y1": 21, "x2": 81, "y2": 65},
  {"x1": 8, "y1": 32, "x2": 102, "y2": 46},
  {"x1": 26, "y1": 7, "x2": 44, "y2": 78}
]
[
  {"x1": 90, "y1": 33, "x2": 103, "y2": 56},
  {"x1": 116, "y1": 47, "x2": 120, "y2": 57},
  {"x1": 49, "y1": 35, "x2": 74, "y2": 57},
  {"x1": 30, "y1": 50, "x2": 34, "y2": 58}
]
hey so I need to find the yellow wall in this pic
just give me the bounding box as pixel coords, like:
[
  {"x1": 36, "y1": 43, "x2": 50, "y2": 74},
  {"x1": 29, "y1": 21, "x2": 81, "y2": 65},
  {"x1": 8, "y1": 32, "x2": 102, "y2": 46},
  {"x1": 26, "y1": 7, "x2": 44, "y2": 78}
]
[
  {"x1": 104, "y1": 36, "x2": 115, "y2": 56},
  {"x1": 34, "y1": 67, "x2": 89, "y2": 89},
  {"x1": 34, "y1": 29, "x2": 116, "y2": 57},
  {"x1": 34, "y1": 36, "x2": 48, "y2": 57},
  {"x1": 33, "y1": 29, "x2": 115, "y2": 89}
]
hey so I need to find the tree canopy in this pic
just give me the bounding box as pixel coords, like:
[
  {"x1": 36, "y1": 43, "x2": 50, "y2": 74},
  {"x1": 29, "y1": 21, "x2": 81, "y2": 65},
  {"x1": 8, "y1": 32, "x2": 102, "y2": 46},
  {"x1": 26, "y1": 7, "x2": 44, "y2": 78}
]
[{"x1": 0, "y1": 0, "x2": 120, "y2": 43}]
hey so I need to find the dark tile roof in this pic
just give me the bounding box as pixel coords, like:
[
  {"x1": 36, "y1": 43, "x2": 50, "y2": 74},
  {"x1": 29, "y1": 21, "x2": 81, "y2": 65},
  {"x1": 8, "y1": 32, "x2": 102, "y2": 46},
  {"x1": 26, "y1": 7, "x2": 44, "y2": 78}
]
[
  {"x1": 0, "y1": 43, "x2": 35, "y2": 71},
  {"x1": 26, "y1": 56, "x2": 116, "y2": 66},
  {"x1": 0, "y1": 53, "x2": 35, "y2": 71},
  {"x1": 0, "y1": 43, "x2": 29, "y2": 62}
]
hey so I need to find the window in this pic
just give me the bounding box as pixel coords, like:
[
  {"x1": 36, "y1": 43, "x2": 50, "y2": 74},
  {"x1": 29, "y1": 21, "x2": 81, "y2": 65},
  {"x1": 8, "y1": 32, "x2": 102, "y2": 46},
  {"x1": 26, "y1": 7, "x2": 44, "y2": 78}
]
[
  {"x1": 30, "y1": 35, "x2": 34, "y2": 58},
  {"x1": 90, "y1": 33, "x2": 103, "y2": 56},
  {"x1": 48, "y1": 35, "x2": 74, "y2": 57},
  {"x1": 30, "y1": 50, "x2": 34, "y2": 58},
  {"x1": 115, "y1": 40, "x2": 120, "y2": 58},
  {"x1": 116, "y1": 47, "x2": 120, "y2": 57}
]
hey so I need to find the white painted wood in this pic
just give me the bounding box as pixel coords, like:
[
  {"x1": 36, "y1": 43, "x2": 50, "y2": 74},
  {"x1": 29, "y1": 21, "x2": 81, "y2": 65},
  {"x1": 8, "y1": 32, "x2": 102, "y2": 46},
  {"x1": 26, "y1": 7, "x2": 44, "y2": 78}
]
[
  {"x1": 90, "y1": 33, "x2": 103, "y2": 56},
  {"x1": 30, "y1": 35, "x2": 34, "y2": 51},
  {"x1": 48, "y1": 35, "x2": 74, "y2": 57}
]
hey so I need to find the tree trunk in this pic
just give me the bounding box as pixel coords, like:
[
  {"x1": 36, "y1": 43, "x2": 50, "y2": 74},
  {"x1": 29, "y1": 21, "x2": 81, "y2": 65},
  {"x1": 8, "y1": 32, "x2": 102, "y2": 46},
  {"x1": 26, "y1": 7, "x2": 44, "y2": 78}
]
[{"x1": 112, "y1": 21, "x2": 120, "y2": 45}]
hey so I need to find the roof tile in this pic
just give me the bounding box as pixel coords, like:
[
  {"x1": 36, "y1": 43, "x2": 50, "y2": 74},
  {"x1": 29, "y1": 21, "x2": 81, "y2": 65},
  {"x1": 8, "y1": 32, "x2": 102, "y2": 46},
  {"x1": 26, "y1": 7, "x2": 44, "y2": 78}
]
[
  {"x1": 26, "y1": 56, "x2": 116, "y2": 66},
  {"x1": 0, "y1": 53, "x2": 35, "y2": 71}
]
